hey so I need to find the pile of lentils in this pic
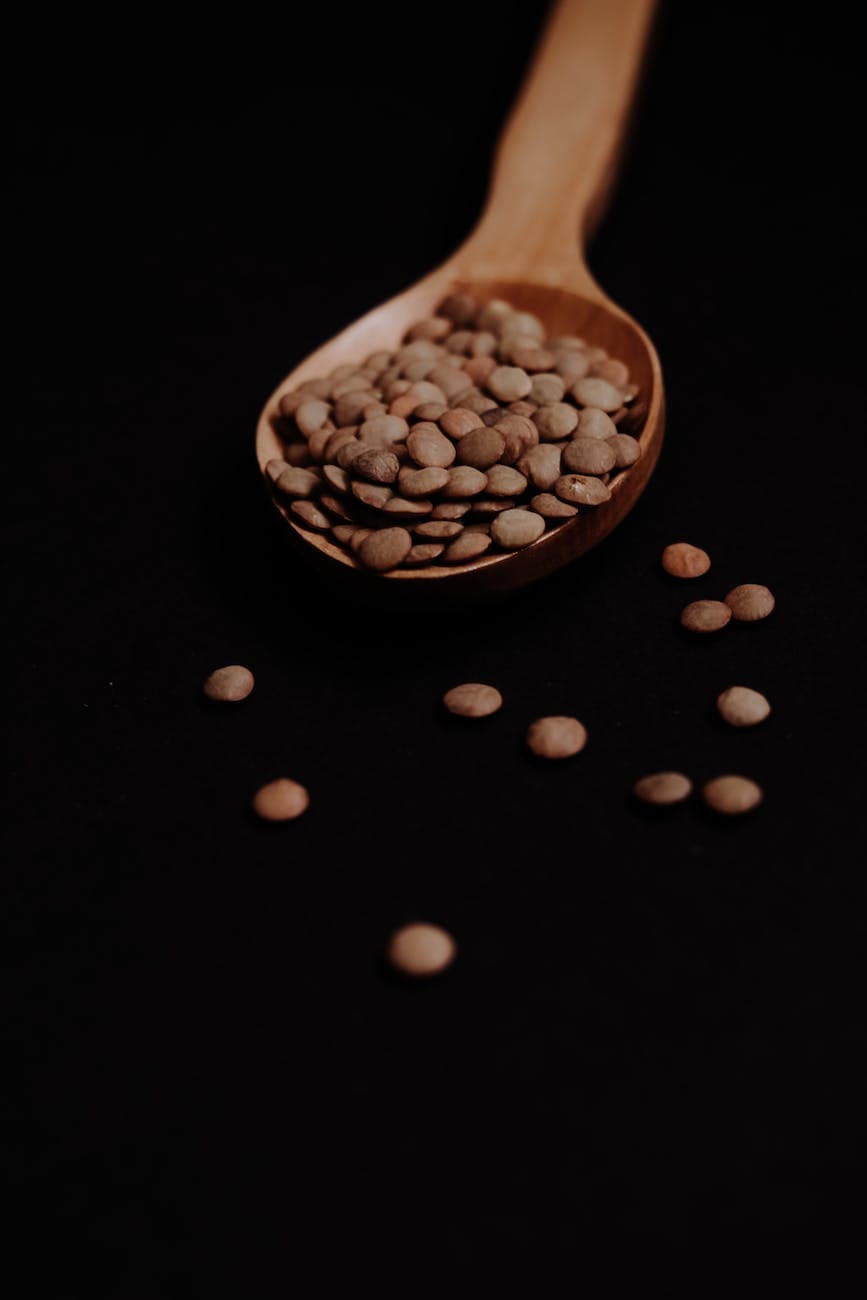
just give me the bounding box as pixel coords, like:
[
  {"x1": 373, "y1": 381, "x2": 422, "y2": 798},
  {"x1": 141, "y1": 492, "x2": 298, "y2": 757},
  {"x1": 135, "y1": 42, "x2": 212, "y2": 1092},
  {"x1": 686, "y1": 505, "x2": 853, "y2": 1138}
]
[{"x1": 265, "y1": 294, "x2": 644, "y2": 572}]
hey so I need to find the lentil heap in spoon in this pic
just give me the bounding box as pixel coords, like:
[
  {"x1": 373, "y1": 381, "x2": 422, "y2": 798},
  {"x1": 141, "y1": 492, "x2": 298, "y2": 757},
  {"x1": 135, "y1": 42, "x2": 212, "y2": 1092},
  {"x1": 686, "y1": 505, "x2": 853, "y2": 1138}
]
[{"x1": 266, "y1": 295, "x2": 644, "y2": 573}]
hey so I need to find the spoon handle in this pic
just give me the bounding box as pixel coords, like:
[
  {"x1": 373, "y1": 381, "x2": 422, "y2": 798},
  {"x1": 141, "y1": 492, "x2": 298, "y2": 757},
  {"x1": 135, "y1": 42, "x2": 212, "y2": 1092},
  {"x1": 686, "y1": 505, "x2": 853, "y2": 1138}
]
[{"x1": 461, "y1": 0, "x2": 657, "y2": 287}]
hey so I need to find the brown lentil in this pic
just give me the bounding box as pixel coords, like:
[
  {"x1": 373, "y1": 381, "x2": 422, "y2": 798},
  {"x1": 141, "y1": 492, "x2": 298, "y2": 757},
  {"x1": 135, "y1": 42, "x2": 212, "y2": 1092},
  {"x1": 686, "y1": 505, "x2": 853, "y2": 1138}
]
[
  {"x1": 633, "y1": 772, "x2": 692, "y2": 805},
  {"x1": 386, "y1": 922, "x2": 456, "y2": 977},
  {"x1": 530, "y1": 372, "x2": 566, "y2": 405},
  {"x1": 562, "y1": 437, "x2": 617, "y2": 475},
  {"x1": 533, "y1": 403, "x2": 579, "y2": 440},
  {"x1": 526, "y1": 716, "x2": 587, "y2": 759},
  {"x1": 518, "y1": 444, "x2": 562, "y2": 490},
  {"x1": 442, "y1": 532, "x2": 492, "y2": 562},
  {"x1": 398, "y1": 466, "x2": 450, "y2": 498},
  {"x1": 414, "y1": 520, "x2": 464, "y2": 540},
  {"x1": 572, "y1": 377, "x2": 623, "y2": 411},
  {"x1": 353, "y1": 449, "x2": 400, "y2": 484},
  {"x1": 491, "y1": 508, "x2": 545, "y2": 549},
  {"x1": 350, "y1": 481, "x2": 393, "y2": 510},
  {"x1": 290, "y1": 500, "x2": 331, "y2": 530},
  {"x1": 591, "y1": 357, "x2": 630, "y2": 387},
  {"x1": 440, "y1": 292, "x2": 477, "y2": 325},
  {"x1": 295, "y1": 399, "x2": 331, "y2": 437},
  {"x1": 662, "y1": 543, "x2": 711, "y2": 579},
  {"x1": 485, "y1": 465, "x2": 528, "y2": 497},
  {"x1": 606, "y1": 433, "x2": 641, "y2": 468},
  {"x1": 680, "y1": 600, "x2": 732, "y2": 633},
  {"x1": 265, "y1": 457, "x2": 289, "y2": 483},
  {"x1": 487, "y1": 365, "x2": 532, "y2": 402},
  {"x1": 431, "y1": 502, "x2": 471, "y2": 521},
  {"x1": 442, "y1": 466, "x2": 488, "y2": 498},
  {"x1": 443, "y1": 683, "x2": 503, "y2": 718},
  {"x1": 381, "y1": 497, "x2": 433, "y2": 519},
  {"x1": 320, "y1": 493, "x2": 353, "y2": 522},
  {"x1": 275, "y1": 466, "x2": 320, "y2": 499},
  {"x1": 252, "y1": 778, "x2": 310, "y2": 822},
  {"x1": 404, "y1": 543, "x2": 445, "y2": 565},
  {"x1": 203, "y1": 665, "x2": 254, "y2": 702},
  {"x1": 702, "y1": 775, "x2": 763, "y2": 815},
  {"x1": 439, "y1": 408, "x2": 483, "y2": 440},
  {"x1": 554, "y1": 474, "x2": 612, "y2": 506},
  {"x1": 357, "y1": 527, "x2": 412, "y2": 571},
  {"x1": 725, "y1": 584, "x2": 775, "y2": 622},
  {"x1": 407, "y1": 424, "x2": 457, "y2": 469},
  {"x1": 716, "y1": 686, "x2": 771, "y2": 727},
  {"x1": 414, "y1": 401, "x2": 448, "y2": 422},
  {"x1": 530, "y1": 493, "x2": 578, "y2": 519},
  {"x1": 575, "y1": 407, "x2": 618, "y2": 439}
]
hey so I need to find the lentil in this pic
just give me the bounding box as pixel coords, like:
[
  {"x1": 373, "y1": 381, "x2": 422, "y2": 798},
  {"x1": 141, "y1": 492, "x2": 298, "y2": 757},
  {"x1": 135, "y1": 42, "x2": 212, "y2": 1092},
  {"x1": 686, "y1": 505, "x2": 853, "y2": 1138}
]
[
  {"x1": 357, "y1": 527, "x2": 412, "y2": 571},
  {"x1": 443, "y1": 683, "x2": 503, "y2": 718},
  {"x1": 442, "y1": 532, "x2": 492, "y2": 562},
  {"x1": 387, "y1": 922, "x2": 456, "y2": 977},
  {"x1": 725, "y1": 584, "x2": 775, "y2": 621},
  {"x1": 203, "y1": 665, "x2": 254, "y2": 702},
  {"x1": 716, "y1": 686, "x2": 771, "y2": 727},
  {"x1": 562, "y1": 437, "x2": 617, "y2": 476},
  {"x1": 633, "y1": 772, "x2": 692, "y2": 805},
  {"x1": 491, "y1": 509, "x2": 545, "y2": 549},
  {"x1": 680, "y1": 600, "x2": 732, "y2": 633},
  {"x1": 252, "y1": 778, "x2": 310, "y2": 822},
  {"x1": 527, "y1": 716, "x2": 587, "y2": 759},
  {"x1": 702, "y1": 775, "x2": 763, "y2": 815},
  {"x1": 662, "y1": 543, "x2": 711, "y2": 579}
]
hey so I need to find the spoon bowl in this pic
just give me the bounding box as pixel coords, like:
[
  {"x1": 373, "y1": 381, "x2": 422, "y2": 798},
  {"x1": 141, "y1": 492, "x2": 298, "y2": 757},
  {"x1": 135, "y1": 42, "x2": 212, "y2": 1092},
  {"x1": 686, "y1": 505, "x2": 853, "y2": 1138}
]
[
  {"x1": 255, "y1": 0, "x2": 663, "y2": 597},
  {"x1": 256, "y1": 272, "x2": 663, "y2": 597}
]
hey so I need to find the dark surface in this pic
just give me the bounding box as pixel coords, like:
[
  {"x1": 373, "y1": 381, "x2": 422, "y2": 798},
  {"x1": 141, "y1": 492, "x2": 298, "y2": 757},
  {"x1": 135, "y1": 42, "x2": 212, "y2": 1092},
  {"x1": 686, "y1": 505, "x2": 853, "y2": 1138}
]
[{"x1": 9, "y1": 3, "x2": 866, "y2": 1293}]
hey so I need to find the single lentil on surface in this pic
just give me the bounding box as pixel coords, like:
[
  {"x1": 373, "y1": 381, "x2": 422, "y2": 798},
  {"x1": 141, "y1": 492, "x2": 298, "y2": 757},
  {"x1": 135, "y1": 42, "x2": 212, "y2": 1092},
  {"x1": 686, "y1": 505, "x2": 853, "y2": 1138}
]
[
  {"x1": 443, "y1": 683, "x2": 503, "y2": 718},
  {"x1": 702, "y1": 775, "x2": 763, "y2": 815},
  {"x1": 526, "y1": 715, "x2": 587, "y2": 759},
  {"x1": 203, "y1": 665, "x2": 255, "y2": 702},
  {"x1": 716, "y1": 686, "x2": 771, "y2": 727},
  {"x1": 661, "y1": 542, "x2": 710, "y2": 578},
  {"x1": 725, "y1": 584, "x2": 775, "y2": 621},
  {"x1": 633, "y1": 771, "x2": 693, "y2": 805},
  {"x1": 680, "y1": 600, "x2": 732, "y2": 633},
  {"x1": 387, "y1": 923, "x2": 457, "y2": 977},
  {"x1": 252, "y1": 778, "x2": 310, "y2": 822}
]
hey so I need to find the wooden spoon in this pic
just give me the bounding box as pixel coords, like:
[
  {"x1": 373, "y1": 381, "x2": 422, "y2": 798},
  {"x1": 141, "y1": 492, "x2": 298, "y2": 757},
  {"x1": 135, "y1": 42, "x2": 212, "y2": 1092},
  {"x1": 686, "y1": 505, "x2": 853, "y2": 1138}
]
[{"x1": 256, "y1": 0, "x2": 663, "y2": 597}]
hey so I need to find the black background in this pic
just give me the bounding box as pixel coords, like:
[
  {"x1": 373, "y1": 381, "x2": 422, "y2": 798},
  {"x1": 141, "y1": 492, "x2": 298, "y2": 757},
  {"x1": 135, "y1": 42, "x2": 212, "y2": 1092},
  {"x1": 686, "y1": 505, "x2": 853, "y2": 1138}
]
[{"x1": 10, "y1": 2, "x2": 866, "y2": 1293}]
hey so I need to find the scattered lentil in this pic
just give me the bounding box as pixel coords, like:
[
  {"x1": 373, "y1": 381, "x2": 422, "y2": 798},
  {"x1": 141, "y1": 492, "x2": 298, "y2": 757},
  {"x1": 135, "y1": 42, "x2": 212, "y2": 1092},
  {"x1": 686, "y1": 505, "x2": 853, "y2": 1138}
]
[
  {"x1": 716, "y1": 686, "x2": 771, "y2": 727},
  {"x1": 662, "y1": 542, "x2": 711, "y2": 579},
  {"x1": 702, "y1": 775, "x2": 763, "y2": 815},
  {"x1": 527, "y1": 715, "x2": 587, "y2": 759},
  {"x1": 633, "y1": 772, "x2": 692, "y2": 805},
  {"x1": 203, "y1": 665, "x2": 254, "y2": 702},
  {"x1": 252, "y1": 778, "x2": 310, "y2": 822},
  {"x1": 443, "y1": 683, "x2": 503, "y2": 718},
  {"x1": 680, "y1": 600, "x2": 732, "y2": 633},
  {"x1": 725, "y1": 584, "x2": 775, "y2": 621},
  {"x1": 387, "y1": 922, "x2": 456, "y2": 977}
]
